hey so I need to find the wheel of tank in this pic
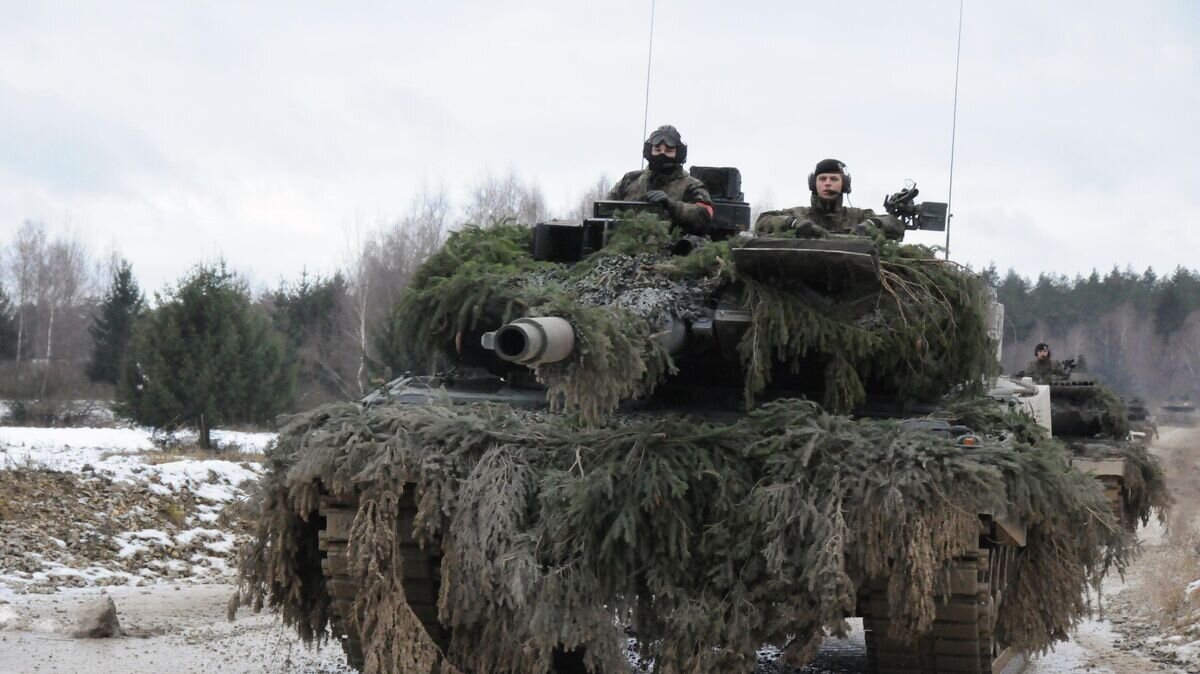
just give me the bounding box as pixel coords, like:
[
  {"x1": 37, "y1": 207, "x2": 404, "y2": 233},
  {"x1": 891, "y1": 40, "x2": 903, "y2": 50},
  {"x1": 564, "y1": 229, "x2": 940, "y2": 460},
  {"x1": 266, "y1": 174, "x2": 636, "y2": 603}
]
[
  {"x1": 861, "y1": 545, "x2": 1025, "y2": 674},
  {"x1": 318, "y1": 487, "x2": 448, "y2": 672},
  {"x1": 318, "y1": 487, "x2": 592, "y2": 674}
]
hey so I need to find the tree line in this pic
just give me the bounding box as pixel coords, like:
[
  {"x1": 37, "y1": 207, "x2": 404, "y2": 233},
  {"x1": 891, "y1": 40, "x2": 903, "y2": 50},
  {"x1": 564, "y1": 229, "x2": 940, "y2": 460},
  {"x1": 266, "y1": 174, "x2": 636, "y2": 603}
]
[
  {"x1": 0, "y1": 171, "x2": 613, "y2": 446},
  {"x1": 986, "y1": 264, "x2": 1200, "y2": 399},
  {"x1": 5, "y1": 170, "x2": 1196, "y2": 445}
]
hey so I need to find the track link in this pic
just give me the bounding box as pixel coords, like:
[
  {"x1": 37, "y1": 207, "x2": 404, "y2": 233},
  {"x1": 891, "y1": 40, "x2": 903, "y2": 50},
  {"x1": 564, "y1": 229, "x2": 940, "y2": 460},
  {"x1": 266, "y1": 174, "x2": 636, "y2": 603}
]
[
  {"x1": 862, "y1": 546, "x2": 1025, "y2": 674},
  {"x1": 318, "y1": 487, "x2": 448, "y2": 672},
  {"x1": 1096, "y1": 475, "x2": 1134, "y2": 532}
]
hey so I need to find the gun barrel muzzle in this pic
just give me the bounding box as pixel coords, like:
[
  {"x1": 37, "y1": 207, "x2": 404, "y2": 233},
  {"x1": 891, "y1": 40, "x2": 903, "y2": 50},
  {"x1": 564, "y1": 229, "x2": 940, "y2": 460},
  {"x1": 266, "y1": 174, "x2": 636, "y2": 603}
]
[{"x1": 482, "y1": 317, "x2": 576, "y2": 365}]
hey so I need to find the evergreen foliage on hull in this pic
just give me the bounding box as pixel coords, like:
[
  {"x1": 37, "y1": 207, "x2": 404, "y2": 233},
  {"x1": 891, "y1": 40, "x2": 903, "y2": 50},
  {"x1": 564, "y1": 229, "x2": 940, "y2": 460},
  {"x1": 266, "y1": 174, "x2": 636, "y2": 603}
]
[{"x1": 233, "y1": 398, "x2": 1137, "y2": 674}]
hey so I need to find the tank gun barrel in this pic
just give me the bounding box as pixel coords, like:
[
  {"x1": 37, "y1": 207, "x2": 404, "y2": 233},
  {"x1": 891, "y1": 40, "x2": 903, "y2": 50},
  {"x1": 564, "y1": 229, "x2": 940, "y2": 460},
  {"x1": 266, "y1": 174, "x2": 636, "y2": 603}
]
[{"x1": 481, "y1": 317, "x2": 576, "y2": 365}]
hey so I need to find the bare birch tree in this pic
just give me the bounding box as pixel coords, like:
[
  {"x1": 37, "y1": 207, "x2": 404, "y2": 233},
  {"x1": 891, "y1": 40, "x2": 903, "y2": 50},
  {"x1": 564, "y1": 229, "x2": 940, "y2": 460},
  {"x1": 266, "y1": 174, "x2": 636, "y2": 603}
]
[
  {"x1": 4, "y1": 220, "x2": 46, "y2": 363},
  {"x1": 572, "y1": 175, "x2": 612, "y2": 221},
  {"x1": 342, "y1": 185, "x2": 451, "y2": 394},
  {"x1": 463, "y1": 170, "x2": 548, "y2": 226}
]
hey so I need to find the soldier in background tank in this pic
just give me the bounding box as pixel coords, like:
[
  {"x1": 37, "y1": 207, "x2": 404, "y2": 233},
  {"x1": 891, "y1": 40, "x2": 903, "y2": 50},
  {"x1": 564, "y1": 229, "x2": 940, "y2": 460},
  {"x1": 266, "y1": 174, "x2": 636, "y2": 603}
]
[
  {"x1": 1022, "y1": 342, "x2": 1067, "y2": 383},
  {"x1": 754, "y1": 158, "x2": 906, "y2": 239},
  {"x1": 607, "y1": 124, "x2": 714, "y2": 235}
]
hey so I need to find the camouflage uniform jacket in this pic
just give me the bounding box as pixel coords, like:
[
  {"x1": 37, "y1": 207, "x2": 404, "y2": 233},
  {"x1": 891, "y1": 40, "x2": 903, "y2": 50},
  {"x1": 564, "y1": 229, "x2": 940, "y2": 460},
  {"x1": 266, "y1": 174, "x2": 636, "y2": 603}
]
[
  {"x1": 608, "y1": 167, "x2": 714, "y2": 235},
  {"x1": 1023, "y1": 357, "x2": 1066, "y2": 384},
  {"x1": 754, "y1": 195, "x2": 905, "y2": 240}
]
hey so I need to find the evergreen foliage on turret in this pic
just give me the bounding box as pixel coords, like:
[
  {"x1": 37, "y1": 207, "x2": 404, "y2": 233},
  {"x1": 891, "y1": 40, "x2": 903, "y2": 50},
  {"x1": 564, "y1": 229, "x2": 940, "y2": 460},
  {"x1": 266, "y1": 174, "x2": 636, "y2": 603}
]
[
  {"x1": 117, "y1": 261, "x2": 294, "y2": 448},
  {"x1": 377, "y1": 217, "x2": 996, "y2": 419},
  {"x1": 87, "y1": 259, "x2": 144, "y2": 384}
]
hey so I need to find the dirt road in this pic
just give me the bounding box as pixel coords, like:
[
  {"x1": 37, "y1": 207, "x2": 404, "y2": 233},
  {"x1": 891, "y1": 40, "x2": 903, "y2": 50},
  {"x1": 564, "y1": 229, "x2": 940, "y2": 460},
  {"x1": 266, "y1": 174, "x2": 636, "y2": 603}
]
[{"x1": 0, "y1": 583, "x2": 350, "y2": 674}]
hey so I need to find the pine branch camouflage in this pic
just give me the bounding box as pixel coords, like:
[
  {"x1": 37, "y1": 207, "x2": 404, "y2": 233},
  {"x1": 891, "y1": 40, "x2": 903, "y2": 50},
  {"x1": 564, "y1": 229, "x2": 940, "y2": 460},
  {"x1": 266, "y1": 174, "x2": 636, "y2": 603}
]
[
  {"x1": 233, "y1": 398, "x2": 1162, "y2": 673},
  {"x1": 234, "y1": 217, "x2": 1169, "y2": 673}
]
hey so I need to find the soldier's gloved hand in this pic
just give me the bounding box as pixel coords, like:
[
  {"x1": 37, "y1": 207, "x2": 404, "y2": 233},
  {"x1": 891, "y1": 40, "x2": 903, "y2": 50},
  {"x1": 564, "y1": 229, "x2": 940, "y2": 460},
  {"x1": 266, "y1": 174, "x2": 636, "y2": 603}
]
[
  {"x1": 850, "y1": 220, "x2": 877, "y2": 236},
  {"x1": 790, "y1": 218, "x2": 828, "y2": 238},
  {"x1": 644, "y1": 190, "x2": 671, "y2": 208}
]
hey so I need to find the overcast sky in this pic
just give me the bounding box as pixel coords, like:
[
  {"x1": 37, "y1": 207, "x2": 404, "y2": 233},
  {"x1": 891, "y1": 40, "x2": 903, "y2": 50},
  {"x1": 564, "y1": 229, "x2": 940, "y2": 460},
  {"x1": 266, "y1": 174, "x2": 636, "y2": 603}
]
[{"x1": 2, "y1": 1, "x2": 1197, "y2": 292}]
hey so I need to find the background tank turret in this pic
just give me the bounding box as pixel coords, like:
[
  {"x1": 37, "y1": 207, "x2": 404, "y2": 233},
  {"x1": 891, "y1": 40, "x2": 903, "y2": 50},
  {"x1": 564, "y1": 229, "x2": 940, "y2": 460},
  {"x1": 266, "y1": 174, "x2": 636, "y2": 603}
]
[
  {"x1": 1125, "y1": 397, "x2": 1158, "y2": 445},
  {"x1": 1160, "y1": 394, "x2": 1198, "y2": 426}
]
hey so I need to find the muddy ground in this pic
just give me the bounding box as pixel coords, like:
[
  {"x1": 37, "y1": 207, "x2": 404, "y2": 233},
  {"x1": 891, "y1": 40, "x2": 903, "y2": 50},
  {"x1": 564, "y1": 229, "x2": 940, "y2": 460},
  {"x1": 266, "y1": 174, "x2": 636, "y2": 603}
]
[{"x1": 1, "y1": 428, "x2": 1197, "y2": 673}]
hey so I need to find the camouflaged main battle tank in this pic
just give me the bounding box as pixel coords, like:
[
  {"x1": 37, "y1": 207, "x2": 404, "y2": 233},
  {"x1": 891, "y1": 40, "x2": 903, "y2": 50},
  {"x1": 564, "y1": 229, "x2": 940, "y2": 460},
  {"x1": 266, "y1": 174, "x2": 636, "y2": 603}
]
[
  {"x1": 1125, "y1": 397, "x2": 1158, "y2": 446},
  {"x1": 235, "y1": 168, "x2": 1161, "y2": 674},
  {"x1": 1027, "y1": 372, "x2": 1164, "y2": 531}
]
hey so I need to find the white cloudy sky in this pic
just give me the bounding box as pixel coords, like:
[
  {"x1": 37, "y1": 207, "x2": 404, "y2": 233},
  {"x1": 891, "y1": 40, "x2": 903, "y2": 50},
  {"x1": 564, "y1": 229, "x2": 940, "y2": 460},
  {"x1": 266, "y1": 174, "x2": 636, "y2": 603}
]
[{"x1": 1, "y1": 1, "x2": 1196, "y2": 291}]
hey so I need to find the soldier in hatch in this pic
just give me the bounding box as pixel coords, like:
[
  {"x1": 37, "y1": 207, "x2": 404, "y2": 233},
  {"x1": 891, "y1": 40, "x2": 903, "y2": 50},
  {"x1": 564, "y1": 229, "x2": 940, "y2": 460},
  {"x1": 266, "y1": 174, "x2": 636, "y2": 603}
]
[
  {"x1": 608, "y1": 124, "x2": 714, "y2": 235},
  {"x1": 754, "y1": 158, "x2": 906, "y2": 240},
  {"x1": 1023, "y1": 342, "x2": 1067, "y2": 383}
]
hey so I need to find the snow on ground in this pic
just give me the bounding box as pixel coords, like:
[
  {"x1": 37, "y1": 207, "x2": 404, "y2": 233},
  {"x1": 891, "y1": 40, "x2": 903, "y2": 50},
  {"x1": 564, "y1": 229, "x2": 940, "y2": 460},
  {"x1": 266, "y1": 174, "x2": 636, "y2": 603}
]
[
  {"x1": 0, "y1": 426, "x2": 266, "y2": 511},
  {"x1": 0, "y1": 425, "x2": 274, "y2": 461},
  {"x1": 0, "y1": 583, "x2": 354, "y2": 673},
  {"x1": 0, "y1": 424, "x2": 277, "y2": 594}
]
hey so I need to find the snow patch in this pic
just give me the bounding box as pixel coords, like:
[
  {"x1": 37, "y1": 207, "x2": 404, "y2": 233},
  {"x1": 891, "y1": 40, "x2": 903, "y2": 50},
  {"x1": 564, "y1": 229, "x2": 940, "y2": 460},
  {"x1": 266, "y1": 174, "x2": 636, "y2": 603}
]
[
  {"x1": 0, "y1": 604, "x2": 24, "y2": 630},
  {"x1": 1177, "y1": 639, "x2": 1200, "y2": 664},
  {"x1": 0, "y1": 423, "x2": 267, "y2": 593}
]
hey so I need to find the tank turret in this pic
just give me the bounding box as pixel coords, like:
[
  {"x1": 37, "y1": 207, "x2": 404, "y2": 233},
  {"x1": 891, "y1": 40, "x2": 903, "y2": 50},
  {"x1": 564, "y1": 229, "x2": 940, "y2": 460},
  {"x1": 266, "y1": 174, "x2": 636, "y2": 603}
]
[
  {"x1": 1161, "y1": 394, "x2": 1198, "y2": 426},
  {"x1": 1046, "y1": 375, "x2": 1130, "y2": 439}
]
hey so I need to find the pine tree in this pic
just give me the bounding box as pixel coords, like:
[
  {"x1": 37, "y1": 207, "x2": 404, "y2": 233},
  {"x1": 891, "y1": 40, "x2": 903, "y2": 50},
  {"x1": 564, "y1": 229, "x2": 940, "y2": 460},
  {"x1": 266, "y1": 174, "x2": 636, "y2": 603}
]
[
  {"x1": 1153, "y1": 282, "x2": 1187, "y2": 337},
  {"x1": 0, "y1": 287, "x2": 17, "y2": 360},
  {"x1": 269, "y1": 271, "x2": 356, "y2": 404},
  {"x1": 87, "y1": 259, "x2": 144, "y2": 384},
  {"x1": 117, "y1": 261, "x2": 295, "y2": 448}
]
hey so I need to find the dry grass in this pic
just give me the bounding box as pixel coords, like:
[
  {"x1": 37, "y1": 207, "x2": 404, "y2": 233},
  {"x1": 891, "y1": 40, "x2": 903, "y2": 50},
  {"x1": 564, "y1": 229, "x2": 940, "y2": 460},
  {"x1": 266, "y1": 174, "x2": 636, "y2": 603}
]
[
  {"x1": 159, "y1": 502, "x2": 187, "y2": 527},
  {"x1": 1135, "y1": 531, "x2": 1200, "y2": 627},
  {"x1": 144, "y1": 448, "x2": 265, "y2": 464},
  {"x1": 1129, "y1": 426, "x2": 1200, "y2": 628}
]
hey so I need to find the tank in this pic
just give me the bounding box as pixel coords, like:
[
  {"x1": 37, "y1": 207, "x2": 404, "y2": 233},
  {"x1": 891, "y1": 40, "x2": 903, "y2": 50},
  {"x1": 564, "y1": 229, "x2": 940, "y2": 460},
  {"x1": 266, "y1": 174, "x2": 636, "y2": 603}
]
[
  {"x1": 1025, "y1": 373, "x2": 1165, "y2": 531},
  {"x1": 1125, "y1": 397, "x2": 1158, "y2": 446},
  {"x1": 234, "y1": 168, "x2": 1161, "y2": 674},
  {"x1": 1160, "y1": 394, "x2": 1197, "y2": 426}
]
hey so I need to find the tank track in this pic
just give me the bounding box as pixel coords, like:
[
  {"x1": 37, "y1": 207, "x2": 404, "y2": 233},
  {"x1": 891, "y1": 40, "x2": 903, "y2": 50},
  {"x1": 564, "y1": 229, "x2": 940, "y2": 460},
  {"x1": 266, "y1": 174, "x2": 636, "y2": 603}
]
[
  {"x1": 318, "y1": 488, "x2": 448, "y2": 672},
  {"x1": 861, "y1": 545, "x2": 1026, "y2": 674},
  {"x1": 1096, "y1": 475, "x2": 1135, "y2": 532}
]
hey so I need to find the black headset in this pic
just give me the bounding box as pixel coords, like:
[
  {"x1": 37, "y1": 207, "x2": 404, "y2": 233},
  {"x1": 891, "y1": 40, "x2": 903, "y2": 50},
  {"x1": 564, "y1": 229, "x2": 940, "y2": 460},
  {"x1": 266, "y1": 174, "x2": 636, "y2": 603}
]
[{"x1": 807, "y1": 168, "x2": 852, "y2": 194}]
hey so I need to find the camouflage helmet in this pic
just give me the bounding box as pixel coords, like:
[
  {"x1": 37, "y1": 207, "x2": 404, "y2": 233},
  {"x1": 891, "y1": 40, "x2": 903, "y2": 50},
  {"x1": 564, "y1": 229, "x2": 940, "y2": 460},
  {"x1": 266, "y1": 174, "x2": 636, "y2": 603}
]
[{"x1": 642, "y1": 125, "x2": 688, "y2": 164}]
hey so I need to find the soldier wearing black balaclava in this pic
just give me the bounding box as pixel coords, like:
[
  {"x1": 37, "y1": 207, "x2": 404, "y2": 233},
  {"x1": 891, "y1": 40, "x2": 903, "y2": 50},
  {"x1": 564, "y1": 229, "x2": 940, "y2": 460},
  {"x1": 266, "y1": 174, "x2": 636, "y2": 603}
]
[
  {"x1": 754, "y1": 158, "x2": 905, "y2": 240},
  {"x1": 608, "y1": 125, "x2": 714, "y2": 235}
]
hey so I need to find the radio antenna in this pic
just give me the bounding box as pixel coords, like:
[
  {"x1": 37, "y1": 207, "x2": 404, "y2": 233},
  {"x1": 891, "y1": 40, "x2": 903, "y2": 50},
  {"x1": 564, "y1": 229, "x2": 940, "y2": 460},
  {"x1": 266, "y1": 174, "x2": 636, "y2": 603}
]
[
  {"x1": 640, "y1": 0, "x2": 657, "y2": 167},
  {"x1": 944, "y1": 0, "x2": 964, "y2": 260}
]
